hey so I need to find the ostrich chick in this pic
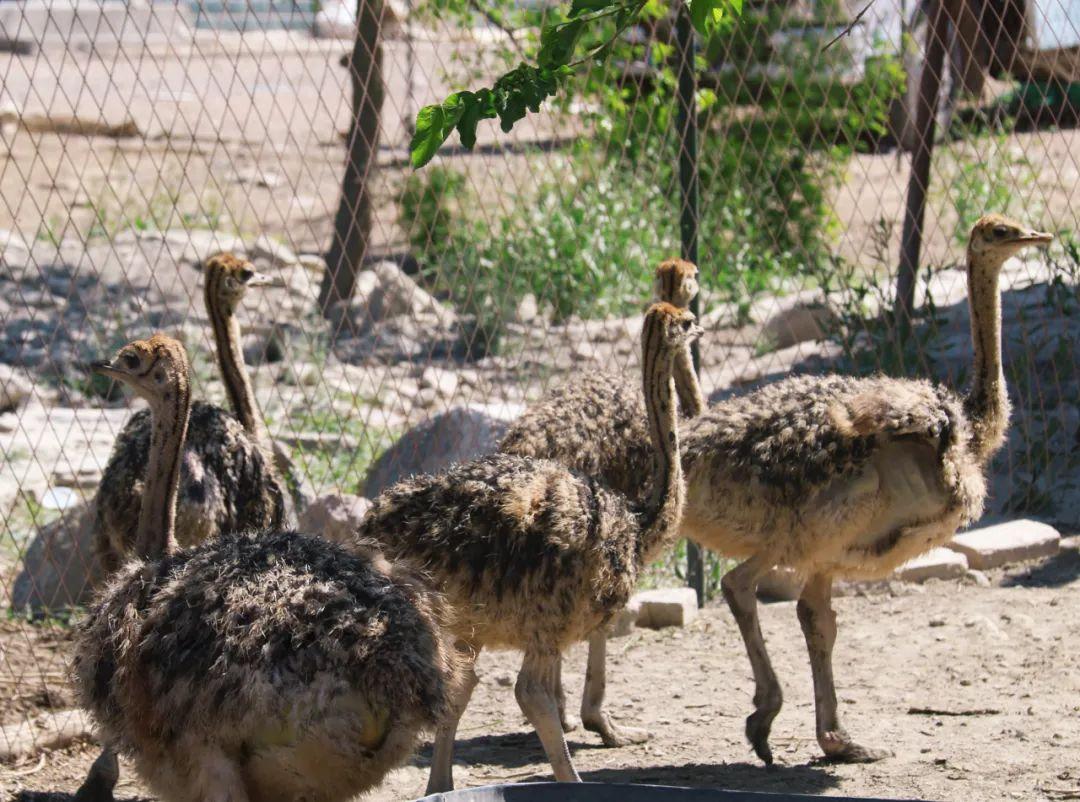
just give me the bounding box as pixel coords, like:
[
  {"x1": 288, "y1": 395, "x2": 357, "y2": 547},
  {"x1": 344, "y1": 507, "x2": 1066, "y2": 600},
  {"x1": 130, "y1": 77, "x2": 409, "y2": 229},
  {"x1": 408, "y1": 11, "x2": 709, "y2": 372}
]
[
  {"x1": 358, "y1": 302, "x2": 702, "y2": 792},
  {"x1": 73, "y1": 335, "x2": 460, "y2": 802},
  {"x1": 93, "y1": 254, "x2": 290, "y2": 576},
  {"x1": 680, "y1": 215, "x2": 1052, "y2": 763},
  {"x1": 498, "y1": 258, "x2": 702, "y2": 746}
]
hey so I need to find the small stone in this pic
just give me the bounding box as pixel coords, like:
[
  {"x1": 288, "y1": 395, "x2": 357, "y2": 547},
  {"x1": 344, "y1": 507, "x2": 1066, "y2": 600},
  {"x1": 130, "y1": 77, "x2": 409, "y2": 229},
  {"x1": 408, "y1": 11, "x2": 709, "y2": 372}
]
[
  {"x1": 633, "y1": 587, "x2": 698, "y2": 629},
  {"x1": 514, "y1": 293, "x2": 539, "y2": 324},
  {"x1": 895, "y1": 547, "x2": 969, "y2": 582},
  {"x1": 948, "y1": 519, "x2": 1060, "y2": 569},
  {"x1": 963, "y1": 569, "x2": 991, "y2": 587},
  {"x1": 929, "y1": 617, "x2": 946, "y2": 627}
]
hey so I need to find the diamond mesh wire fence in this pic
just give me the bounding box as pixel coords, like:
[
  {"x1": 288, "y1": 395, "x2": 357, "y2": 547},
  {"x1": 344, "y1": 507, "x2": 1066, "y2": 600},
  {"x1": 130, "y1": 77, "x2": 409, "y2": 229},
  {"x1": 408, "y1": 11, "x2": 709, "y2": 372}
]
[{"x1": 0, "y1": 0, "x2": 1078, "y2": 774}]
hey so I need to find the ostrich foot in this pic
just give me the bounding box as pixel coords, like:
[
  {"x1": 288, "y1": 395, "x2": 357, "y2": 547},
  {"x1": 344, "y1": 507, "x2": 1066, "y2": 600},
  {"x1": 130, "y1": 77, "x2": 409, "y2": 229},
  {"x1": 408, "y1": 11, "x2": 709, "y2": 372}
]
[
  {"x1": 560, "y1": 710, "x2": 581, "y2": 733},
  {"x1": 819, "y1": 730, "x2": 892, "y2": 763},
  {"x1": 583, "y1": 713, "x2": 650, "y2": 748},
  {"x1": 746, "y1": 708, "x2": 780, "y2": 765},
  {"x1": 74, "y1": 750, "x2": 119, "y2": 802}
]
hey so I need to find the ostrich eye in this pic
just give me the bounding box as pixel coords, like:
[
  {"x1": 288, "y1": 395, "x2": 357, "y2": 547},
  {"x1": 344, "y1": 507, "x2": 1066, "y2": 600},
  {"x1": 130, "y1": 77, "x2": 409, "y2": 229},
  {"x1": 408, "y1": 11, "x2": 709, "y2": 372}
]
[
  {"x1": 121, "y1": 352, "x2": 140, "y2": 369},
  {"x1": 239, "y1": 268, "x2": 254, "y2": 282},
  {"x1": 992, "y1": 225, "x2": 1009, "y2": 238},
  {"x1": 681, "y1": 319, "x2": 692, "y2": 330}
]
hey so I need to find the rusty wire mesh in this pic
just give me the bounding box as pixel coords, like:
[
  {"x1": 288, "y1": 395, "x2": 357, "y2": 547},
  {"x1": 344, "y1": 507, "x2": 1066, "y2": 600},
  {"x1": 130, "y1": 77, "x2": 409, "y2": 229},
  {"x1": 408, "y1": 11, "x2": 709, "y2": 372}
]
[{"x1": 0, "y1": 0, "x2": 1078, "y2": 772}]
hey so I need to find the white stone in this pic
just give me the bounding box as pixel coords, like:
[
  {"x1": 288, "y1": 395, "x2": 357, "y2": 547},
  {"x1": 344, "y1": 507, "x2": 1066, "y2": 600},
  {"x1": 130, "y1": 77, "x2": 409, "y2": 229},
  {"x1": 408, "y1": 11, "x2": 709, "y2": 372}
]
[
  {"x1": 250, "y1": 235, "x2": 300, "y2": 268},
  {"x1": 0, "y1": 363, "x2": 32, "y2": 412},
  {"x1": 420, "y1": 366, "x2": 459, "y2": 399},
  {"x1": 298, "y1": 493, "x2": 372, "y2": 546},
  {"x1": 895, "y1": 547, "x2": 969, "y2": 582},
  {"x1": 948, "y1": 519, "x2": 1060, "y2": 569},
  {"x1": 632, "y1": 587, "x2": 698, "y2": 629}
]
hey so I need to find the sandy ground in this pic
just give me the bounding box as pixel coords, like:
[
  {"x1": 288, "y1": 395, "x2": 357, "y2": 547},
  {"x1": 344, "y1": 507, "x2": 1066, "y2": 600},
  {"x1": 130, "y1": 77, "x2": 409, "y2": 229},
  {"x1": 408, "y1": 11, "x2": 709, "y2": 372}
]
[{"x1": 3, "y1": 545, "x2": 1079, "y2": 802}]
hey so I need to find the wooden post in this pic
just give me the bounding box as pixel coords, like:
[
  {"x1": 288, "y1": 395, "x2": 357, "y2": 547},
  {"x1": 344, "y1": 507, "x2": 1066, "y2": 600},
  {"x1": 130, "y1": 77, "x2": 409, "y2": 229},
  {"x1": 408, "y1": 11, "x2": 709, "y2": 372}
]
[
  {"x1": 321, "y1": 0, "x2": 385, "y2": 317},
  {"x1": 675, "y1": 2, "x2": 705, "y2": 607},
  {"x1": 897, "y1": 0, "x2": 949, "y2": 328}
]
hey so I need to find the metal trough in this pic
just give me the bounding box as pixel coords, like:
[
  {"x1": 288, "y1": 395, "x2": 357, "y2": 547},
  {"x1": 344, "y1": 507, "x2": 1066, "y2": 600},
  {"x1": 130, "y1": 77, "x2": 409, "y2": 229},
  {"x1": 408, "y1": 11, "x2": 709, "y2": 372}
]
[{"x1": 417, "y1": 782, "x2": 926, "y2": 802}]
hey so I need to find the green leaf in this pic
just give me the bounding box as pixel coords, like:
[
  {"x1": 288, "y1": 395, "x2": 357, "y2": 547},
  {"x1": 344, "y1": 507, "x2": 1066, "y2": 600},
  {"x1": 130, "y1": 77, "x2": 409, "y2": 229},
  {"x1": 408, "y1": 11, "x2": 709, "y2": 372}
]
[
  {"x1": 687, "y1": 0, "x2": 730, "y2": 36},
  {"x1": 456, "y1": 89, "x2": 495, "y2": 150},
  {"x1": 409, "y1": 94, "x2": 466, "y2": 168},
  {"x1": 568, "y1": 0, "x2": 615, "y2": 17},
  {"x1": 538, "y1": 18, "x2": 585, "y2": 68}
]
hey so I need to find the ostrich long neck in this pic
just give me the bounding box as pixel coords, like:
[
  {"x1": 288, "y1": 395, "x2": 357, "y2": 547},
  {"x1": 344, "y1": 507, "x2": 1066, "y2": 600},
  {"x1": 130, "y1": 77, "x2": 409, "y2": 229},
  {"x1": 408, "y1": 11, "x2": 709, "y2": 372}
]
[
  {"x1": 673, "y1": 346, "x2": 705, "y2": 418},
  {"x1": 636, "y1": 328, "x2": 684, "y2": 565},
  {"x1": 964, "y1": 251, "x2": 1009, "y2": 465},
  {"x1": 135, "y1": 381, "x2": 191, "y2": 560},
  {"x1": 206, "y1": 287, "x2": 266, "y2": 442}
]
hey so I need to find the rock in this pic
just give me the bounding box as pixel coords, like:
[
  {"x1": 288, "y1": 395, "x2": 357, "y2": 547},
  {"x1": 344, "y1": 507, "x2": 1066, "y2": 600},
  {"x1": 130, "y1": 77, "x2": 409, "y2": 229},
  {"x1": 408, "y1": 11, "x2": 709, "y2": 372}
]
[
  {"x1": 313, "y1": 0, "x2": 356, "y2": 38},
  {"x1": 0, "y1": 228, "x2": 31, "y2": 273},
  {"x1": 948, "y1": 519, "x2": 1060, "y2": 569},
  {"x1": 633, "y1": 587, "x2": 698, "y2": 629},
  {"x1": 249, "y1": 235, "x2": 299, "y2": 268},
  {"x1": 895, "y1": 547, "x2": 970, "y2": 583},
  {"x1": 0, "y1": 709, "x2": 93, "y2": 762},
  {"x1": 758, "y1": 298, "x2": 834, "y2": 350},
  {"x1": 420, "y1": 366, "x2": 459, "y2": 399},
  {"x1": 608, "y1": 603, "x2": 639, "y2": 638},
  {"x1": 353, "y1": 262, "x2": 456, "y2": 330},
  {"x1": 962, "y1": 569, "x2": 992, "y2": 587},
  {"x1": 298, "y1": 493, "x2": 372, "y2": 546},
  {"x1": 362, "y1": 403, "x2": 524, "y2": 498},
  {"x1": 10, "y1": 504, "x2": 102, "y2": 614},
  {"x1": 757, "y1": 566, "x2": 804, "y2": 601},
  {"x1": 0, "y1": 363, "x2": 32, "y2": 412},
  {"x1": 514, "y1": 293, "x2": 539, "y2": 324}
]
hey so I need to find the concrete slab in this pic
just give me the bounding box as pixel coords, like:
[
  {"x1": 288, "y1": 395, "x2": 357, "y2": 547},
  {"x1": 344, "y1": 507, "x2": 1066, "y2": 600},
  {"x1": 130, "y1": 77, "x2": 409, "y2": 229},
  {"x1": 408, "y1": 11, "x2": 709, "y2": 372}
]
[
  {"x1": 632, "y1": 587, "x2": 698, "y2": 629},
  {"x1": 895, "y1": 547, "x2": 969, "y2": 582},
  {"x1": 948, "y1": 519, "x2": 1061, "y2": 569}
]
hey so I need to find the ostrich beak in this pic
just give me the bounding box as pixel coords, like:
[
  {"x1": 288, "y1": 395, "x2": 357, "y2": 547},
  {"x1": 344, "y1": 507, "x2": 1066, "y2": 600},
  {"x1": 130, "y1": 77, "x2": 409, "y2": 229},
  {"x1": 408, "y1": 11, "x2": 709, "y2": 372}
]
[
  {"x1": 247, "y1": 271, "x2": 286, "y2": 289},
  {"x1": 90, "y1": 360, "x2": 126, "y2": 381},
  {"x1": 1019, "y1": 229, "x2": 1054, "y2": 245}
]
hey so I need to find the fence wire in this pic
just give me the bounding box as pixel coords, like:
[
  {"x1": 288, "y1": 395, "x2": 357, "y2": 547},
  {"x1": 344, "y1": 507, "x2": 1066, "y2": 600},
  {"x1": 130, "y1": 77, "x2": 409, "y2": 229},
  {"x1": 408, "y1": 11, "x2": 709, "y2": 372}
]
[{"x1": 0, "y1": 0, "x2": 1078, "y2": 772}]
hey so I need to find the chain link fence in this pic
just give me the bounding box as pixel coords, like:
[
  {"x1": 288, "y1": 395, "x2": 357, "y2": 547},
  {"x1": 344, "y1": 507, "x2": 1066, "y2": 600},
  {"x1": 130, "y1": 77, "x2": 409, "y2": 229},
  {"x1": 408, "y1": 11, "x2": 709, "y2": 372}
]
[{"x1": 0, "y1": 0, "x2": 1078, "y2": 779}]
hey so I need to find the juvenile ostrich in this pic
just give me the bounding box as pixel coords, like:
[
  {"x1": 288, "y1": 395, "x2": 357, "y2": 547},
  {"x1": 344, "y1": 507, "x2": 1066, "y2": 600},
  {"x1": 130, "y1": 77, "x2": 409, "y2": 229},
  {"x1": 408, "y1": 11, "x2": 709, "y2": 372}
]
[
  {"x1": 357, "y1": 302, "x2": 702, "y2": 791},
  {"x1": 680, "y1": 214, "x2": 1052, "y2": 763},
  {"x1": 498, "y1": 258, "x2": 702, "y2": 746},
  {"x1": 93, "y1": 253, "x2": 290, "y2": 575},
  {"x1": 73, "y1": 334, "x2": 459, "y2": 802}
]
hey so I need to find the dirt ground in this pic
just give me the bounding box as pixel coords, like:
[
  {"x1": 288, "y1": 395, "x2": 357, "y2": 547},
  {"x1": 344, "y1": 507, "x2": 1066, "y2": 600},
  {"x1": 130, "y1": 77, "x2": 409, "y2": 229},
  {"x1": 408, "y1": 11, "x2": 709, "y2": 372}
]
[{"x1": 3, "y1": 545, "x2": 1078, "y2": 802}]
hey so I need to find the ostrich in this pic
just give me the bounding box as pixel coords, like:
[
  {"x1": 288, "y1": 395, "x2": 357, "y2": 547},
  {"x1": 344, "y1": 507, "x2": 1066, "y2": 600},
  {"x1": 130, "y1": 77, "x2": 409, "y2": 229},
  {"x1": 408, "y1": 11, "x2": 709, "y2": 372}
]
[
  {"x1": 357, "y1": 302, "x2": 702, "y2": 791},
  {"x1": 679, "y1": 214, "x2": 1052, "y2": 763},
  {"x1": 93, "y1": 253, "x2": 291, "y2": 576},
  {"x1": 498, "y1": 258, "x2": 702, "y2": 746},
  {"x1": 72, "y1": 334, "x2": 460, "y2": 802}
]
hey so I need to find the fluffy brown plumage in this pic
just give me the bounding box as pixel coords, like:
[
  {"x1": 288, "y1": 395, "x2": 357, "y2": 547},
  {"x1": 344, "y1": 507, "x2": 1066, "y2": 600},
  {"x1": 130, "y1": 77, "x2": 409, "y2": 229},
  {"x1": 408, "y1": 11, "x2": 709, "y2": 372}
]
[
  {"x1": 92, "y1": 254, "x2": 288, "y2": 575},
  {"x1": 681, "y1": 214, "x2": 1052, "y2": 765},
  {"x1": 73, "y1": 335, "x2": 460, "y2": 802},
  {"x1": 358, "y1": 302, "x2": 702, "y2": 792},
  {"x1": 498, "y1": 259, "x2": 702, "y2": 745},
  {"x1": 500, "y1": 259, "x2": 703, "y2": 502}
]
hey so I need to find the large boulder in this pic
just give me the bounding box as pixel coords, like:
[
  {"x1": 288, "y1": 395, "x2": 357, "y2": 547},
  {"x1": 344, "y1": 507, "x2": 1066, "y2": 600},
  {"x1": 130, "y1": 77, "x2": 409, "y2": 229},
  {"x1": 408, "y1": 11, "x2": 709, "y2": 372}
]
[
  {"x1": 363, "y1": 403, "x2": 524, "y2": 498},
  {"x1": 298, "y1": 492, "x2": 372, "y2": 546},
  {"x1": 10, "y1": 503, "x2": 102, "y2": 615}
]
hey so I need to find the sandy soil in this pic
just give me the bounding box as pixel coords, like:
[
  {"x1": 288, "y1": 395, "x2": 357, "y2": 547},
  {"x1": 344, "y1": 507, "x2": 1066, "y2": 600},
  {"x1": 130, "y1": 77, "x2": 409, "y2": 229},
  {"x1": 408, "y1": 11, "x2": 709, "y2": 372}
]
[{"x1": 3, "y1": 546, "x2": 1078, "y2": 802}]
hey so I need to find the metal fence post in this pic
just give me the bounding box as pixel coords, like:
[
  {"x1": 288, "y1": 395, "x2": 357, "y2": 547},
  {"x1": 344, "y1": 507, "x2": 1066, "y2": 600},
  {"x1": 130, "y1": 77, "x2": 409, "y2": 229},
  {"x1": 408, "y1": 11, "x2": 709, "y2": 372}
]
[{"x1": 675, "y1": 3, "x2": 705, "y2": 607}]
